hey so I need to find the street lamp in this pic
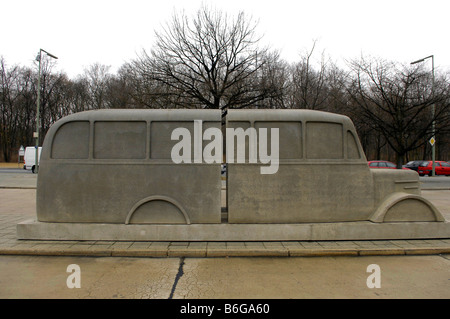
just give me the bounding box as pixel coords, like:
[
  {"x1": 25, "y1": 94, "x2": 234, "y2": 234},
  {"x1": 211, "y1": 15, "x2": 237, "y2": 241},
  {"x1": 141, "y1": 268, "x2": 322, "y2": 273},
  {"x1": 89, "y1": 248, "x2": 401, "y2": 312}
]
[
  {"x1": 410, "y1": 55, "x2": 435, "y2": 177},
  {"x1": 35, "y1": 49, "x2": 58, "y2": 174}
]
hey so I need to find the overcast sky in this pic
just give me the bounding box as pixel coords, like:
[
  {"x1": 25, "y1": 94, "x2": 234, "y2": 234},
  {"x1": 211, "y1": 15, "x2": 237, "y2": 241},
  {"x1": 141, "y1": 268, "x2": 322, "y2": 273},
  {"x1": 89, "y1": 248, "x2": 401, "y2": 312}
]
[{"x1": 2, "y1": 0, "x2": 449, "y2": 78}]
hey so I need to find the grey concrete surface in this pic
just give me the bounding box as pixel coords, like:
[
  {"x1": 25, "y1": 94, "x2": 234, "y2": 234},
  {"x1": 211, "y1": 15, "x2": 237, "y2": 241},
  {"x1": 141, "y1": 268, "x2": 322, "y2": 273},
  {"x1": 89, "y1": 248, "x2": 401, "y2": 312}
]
[
  {"x1": 0, "y1": 254, "x2": 449, "y2": 299},
  {"x1": 18, "y1": 109, "x2": 445, "y2": 244},
  {"x1": 226, "y1": 109, "x2": 433, "y2": 225},
  {"x1": 0, "y1": 164, "x2": 448, "y2": 195},
  {"x1": 172, "y1": 255, "x2": 450, "y2": 299},
  {"x1": 36, "y1": 110, "x2": 222, "y2": 225},
  {"x1": 2, "y1": 168, "x2": 450, "y2": 190}
]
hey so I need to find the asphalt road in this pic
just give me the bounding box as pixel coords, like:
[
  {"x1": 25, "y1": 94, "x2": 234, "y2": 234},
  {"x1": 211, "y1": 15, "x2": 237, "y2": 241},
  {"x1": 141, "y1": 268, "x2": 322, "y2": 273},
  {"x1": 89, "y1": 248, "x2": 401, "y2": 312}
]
[
  {"x1": 419, "y1": 176, "x2": 450, "y2": 189},
  {"x1": 0, "y1": 168, "x2": 37, "y2": 188},
  {"x1": 0, "y1": 168, "x2": 27, "y2": 173}
]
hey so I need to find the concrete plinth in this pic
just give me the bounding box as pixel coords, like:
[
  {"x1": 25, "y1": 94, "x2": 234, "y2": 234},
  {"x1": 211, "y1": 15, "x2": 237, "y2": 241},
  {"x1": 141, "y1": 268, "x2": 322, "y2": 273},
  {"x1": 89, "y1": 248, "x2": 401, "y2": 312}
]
[{"x1": 17, "y1": 219, "x2": 450, "y2": 242}]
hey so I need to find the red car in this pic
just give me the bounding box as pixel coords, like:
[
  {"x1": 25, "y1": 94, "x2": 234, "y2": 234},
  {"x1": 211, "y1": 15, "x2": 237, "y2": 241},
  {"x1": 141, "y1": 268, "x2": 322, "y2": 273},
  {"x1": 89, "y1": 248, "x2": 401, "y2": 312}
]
[
  {"x1": 417, "y1": 161, "x2": 450, "y2": 176},
  {"x1": 368, "y1": 160, "x2": 409, "y2": 170}
]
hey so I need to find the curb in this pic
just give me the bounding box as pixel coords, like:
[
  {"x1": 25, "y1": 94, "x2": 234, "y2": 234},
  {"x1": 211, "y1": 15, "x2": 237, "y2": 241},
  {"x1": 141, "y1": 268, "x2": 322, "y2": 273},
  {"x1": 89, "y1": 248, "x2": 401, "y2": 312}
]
[
  {"x1": 1, "y1": 245, "x2": 449, "y2": 258},
  {"x1": 0, "y1": 186, "x2": 37, "y2": 189}
]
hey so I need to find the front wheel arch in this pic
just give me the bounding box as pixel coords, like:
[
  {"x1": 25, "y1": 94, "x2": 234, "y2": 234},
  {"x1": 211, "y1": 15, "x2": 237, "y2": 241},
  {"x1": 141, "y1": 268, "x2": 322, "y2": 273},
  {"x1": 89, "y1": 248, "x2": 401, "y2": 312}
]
[{"x1": 370, "y1": 192, "x2": 444, "y2": 223}]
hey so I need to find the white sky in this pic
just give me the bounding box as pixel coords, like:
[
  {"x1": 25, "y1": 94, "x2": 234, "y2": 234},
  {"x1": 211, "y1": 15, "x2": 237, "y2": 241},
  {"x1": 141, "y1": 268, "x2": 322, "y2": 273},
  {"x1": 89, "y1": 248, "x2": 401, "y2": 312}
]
[{"x1": 1, "y1": 0, "x2": 449, "y2": 78}]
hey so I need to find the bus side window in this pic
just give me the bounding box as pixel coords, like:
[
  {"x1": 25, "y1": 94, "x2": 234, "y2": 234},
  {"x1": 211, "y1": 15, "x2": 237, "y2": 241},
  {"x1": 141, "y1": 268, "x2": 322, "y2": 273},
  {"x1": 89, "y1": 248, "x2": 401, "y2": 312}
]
[
  {"x1": 306, "y1": 122, "x2": 343, "y2": 159},
  {"x1": 254, "y1": 121, "x2": 302, "y2": 160},
  {"x1": 51, "y1": 121, "x2": 90, "y2": 159},
  {"x1": 150, "y1": 121, "x2": 194, "y2": 160},
  {"x1": 94, "y1": 121, "x2": 146, "y2": 159}
]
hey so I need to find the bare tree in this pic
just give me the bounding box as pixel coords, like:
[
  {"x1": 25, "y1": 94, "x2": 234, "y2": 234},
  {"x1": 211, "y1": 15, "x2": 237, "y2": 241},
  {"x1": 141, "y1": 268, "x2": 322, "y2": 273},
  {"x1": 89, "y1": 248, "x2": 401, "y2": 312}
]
[
  {"x1": 68, "y1": 76, "x2": 91, "y2": 113},
  {"x1": 288, "y1": 41, "x2": 329, "y2": 110},
  {"x1": 34, "y1": 57, "x2": 66, "y2": 138},
  {"x1": 118, "y1": 62, "x2": 179, "y2": 109},
  {"x1": 346, "y1": 57, "x2": 450, "y2": 167},
  {"x1": 0, "y1": 57, "x2": 20, "y2": 161},
  {"x1": 253, "y1": 51, "x2": 289, "y2": 109},
  {"x1": 16, "y1": 67, "x2": 38, "y2": 148},
  {"x1": 83, "y1": 63, "x2": 112, "y2": 110},
  {"x1": 132, "y1": 6, "x2": 274, "y2": 117}
]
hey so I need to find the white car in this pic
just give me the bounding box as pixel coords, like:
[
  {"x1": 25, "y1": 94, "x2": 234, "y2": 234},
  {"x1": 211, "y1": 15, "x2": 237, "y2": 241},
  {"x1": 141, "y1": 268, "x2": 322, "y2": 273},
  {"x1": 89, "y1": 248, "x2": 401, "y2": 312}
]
[{"x1": 23, "y1": 146, "x2": 42, "y2": 173}]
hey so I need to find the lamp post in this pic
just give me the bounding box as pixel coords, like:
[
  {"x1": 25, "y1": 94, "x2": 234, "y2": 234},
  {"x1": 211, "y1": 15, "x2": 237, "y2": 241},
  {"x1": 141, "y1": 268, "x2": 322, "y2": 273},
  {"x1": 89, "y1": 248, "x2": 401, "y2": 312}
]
[
  {"x1": 35, "y1": 49, "x2": 58, "y2": 174},
  {"x1": 410, "y1": 55, "x2": 435, "y2": 177}
]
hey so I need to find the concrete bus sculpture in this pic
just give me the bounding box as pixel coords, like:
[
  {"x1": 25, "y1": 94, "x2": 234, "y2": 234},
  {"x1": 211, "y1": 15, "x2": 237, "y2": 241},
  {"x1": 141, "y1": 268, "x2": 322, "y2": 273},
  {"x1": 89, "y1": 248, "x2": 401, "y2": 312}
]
[
  {"x1": 35, "y1": 109, "x2": 222, "y2": 225},
  {"x1": 17, "y1": 109, "x2": 450, "y2": 241}
]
